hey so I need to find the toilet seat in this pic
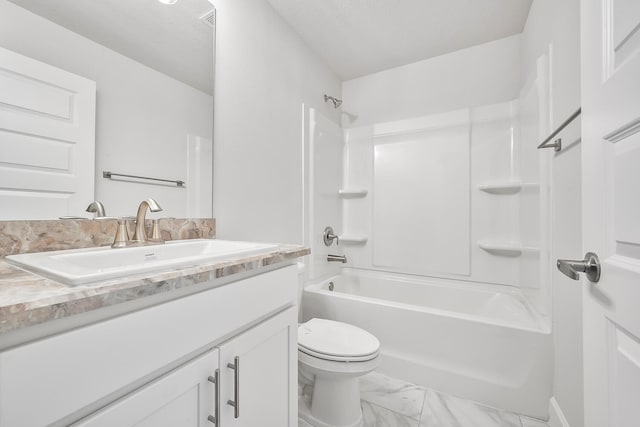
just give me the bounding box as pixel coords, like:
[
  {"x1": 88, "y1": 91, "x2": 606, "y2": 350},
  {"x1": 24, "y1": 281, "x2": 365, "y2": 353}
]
[
  {"x1": 298, "y1": 318, "x2": 380, "y2": 362},
  {"x1": 298, "y1": 346, "x2": 377, "y2": 362}
]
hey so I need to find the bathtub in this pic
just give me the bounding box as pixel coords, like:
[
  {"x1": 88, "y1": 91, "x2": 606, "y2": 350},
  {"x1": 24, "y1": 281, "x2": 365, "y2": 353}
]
[{"x1": 301, "y1": 268, "x2": 552, "y2": 419}]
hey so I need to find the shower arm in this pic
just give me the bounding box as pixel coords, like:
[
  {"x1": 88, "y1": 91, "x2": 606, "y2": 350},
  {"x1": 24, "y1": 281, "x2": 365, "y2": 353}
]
[{"x1": 324, "y1": 94, "x2": 342, "y2": 109}]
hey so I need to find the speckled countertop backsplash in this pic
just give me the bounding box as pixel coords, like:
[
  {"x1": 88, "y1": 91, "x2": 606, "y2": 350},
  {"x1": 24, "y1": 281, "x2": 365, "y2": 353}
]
[{"x1": 0, "y1": 218, "x2": 215, "y2": 258}]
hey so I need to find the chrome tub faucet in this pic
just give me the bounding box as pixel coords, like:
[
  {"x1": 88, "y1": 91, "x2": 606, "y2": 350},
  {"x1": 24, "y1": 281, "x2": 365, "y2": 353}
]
[{"x1": 327, "y1": 254, "x2": 347, "y2": 263}]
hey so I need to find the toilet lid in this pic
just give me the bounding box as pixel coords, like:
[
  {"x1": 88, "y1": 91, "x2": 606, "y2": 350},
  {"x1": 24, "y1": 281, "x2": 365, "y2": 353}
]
[{"x1": 298, "y1": 318, "x2": 379, "y2": 359}]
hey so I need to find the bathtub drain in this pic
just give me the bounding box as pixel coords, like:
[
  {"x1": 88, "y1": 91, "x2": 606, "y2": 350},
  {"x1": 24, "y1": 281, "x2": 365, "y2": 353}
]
[{"x1": 328, "y1": 281, "x2": 334, "y2": 291}]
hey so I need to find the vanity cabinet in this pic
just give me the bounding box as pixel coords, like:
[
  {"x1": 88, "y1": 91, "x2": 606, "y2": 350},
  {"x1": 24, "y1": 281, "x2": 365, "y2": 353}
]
[
  {"x1": 0, "y1": 264, "x2": 298, "y2": 427},
  {"x1": 73, "y1": 307, "x2": 297, "y2": 427}
]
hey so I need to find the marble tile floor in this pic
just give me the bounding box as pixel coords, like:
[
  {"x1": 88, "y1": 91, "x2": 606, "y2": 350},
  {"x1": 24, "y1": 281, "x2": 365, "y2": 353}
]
[{"x1": 300, "y1": 371, "x2": 549, "y2": 427}]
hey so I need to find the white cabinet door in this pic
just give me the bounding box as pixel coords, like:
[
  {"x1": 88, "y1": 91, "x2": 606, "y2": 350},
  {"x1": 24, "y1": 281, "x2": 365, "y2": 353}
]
[
  {"x1": 581, "y1": 0, "x2": 640, "y2": 426},
  {"x1": 0, "y1": 46, "x2": 96, "y2": 219},
  {"x1": 218, "y1": 307, "x2": 298, "y2": 427},
  {"x1": 74, "y1": 349, "x2": 218, "y2": 427}
]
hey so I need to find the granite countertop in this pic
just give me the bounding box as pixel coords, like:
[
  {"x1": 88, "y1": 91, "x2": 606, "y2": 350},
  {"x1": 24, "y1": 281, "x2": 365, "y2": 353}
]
[{"x1": 0, "y1": 243, "x2": 309, "y2": 337}]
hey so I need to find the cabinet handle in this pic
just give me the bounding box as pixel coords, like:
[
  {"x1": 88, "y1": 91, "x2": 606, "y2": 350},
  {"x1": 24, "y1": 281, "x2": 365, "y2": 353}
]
[
  {"x1": 207, "y1": 369, "x2": 220, "y2": 425},
  {"x1": 227, "y1": 356, "x2": 240, "y2": 418}
]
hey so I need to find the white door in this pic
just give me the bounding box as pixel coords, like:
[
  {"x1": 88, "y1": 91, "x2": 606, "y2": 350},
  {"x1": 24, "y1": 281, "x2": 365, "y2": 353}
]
[
  {"x1": 74, "y1": 349, "x2": 218, "y2": 427},
  {"x1": 0, "y1": 46, "x2": 96, "y2": 219},
  {"x1": 581, "y1": 0, "x2": 640, "y2": 426},
  {"x1": 218, "y1": 307, "x2": 297, "y2": 427}
]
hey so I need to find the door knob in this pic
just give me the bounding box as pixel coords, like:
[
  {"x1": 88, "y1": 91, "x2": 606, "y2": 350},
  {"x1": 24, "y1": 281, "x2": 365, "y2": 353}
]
[{"x1": 557, "y1": 252, "x2": 601, "y2": 283}]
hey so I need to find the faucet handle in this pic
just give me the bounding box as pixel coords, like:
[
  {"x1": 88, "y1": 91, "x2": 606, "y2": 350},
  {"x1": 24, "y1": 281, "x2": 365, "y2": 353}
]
[
  {"x1": 111, "y1": 218, "x2": 130, "y2": 248},
  {"x1": 148, "y1": 219, "x2": 165, "y2": 243},
  {"x1": 323, "y1": 227, "x2": 339, "y2": 246}
]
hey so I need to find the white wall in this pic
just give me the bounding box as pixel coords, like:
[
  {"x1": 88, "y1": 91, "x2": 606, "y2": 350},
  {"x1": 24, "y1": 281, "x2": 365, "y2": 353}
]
[
  {"x1": 521, "y1": 0, "x2": 581, "y2": 129},
  {"x1": 211, "y1": 0, "x2": 341, "y2": 244},
  {"x1": 521, "y1": 0, "x2": 583, "y2": 426},
  {"x1": 0, "y1": 0, "x2": 213, "y2": 219},
  {"x1": 341, "y1": 35, "x2": 522, "y2": 127}
]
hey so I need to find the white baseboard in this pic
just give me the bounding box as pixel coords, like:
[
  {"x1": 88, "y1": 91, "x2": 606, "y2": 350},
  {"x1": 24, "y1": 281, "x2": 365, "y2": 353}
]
[{"x1": 548, "y1": 397, "x2": 570, "y2": 427}]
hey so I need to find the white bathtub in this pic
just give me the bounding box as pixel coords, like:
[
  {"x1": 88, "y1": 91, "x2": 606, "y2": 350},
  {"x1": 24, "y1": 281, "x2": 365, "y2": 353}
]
[{"x1": 301, "y1": 268, "x2": 552, "y2": 419}]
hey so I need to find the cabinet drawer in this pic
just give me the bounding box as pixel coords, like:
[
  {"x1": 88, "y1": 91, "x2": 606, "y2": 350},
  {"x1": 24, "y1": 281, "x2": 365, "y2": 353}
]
[{"x1": 0, "y1": 264, "x2": 297, "y2": 426}]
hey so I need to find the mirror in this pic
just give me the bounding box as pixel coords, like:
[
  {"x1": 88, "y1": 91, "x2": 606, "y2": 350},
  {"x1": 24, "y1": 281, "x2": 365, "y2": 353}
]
[{"x1": 0, "y1": 0, "x2": 215, "y2": 220}]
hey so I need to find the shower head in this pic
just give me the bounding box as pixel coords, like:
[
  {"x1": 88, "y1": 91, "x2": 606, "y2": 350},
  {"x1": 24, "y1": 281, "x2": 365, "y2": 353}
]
[{"x1": 324, "y1": 94, "x2": 342, "y2": 109}]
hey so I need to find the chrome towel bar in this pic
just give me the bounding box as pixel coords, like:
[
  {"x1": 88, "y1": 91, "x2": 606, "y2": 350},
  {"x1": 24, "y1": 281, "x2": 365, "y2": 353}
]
[
  {"x1": 537, "y1": 108, "x2": 581, "y2": 152},
  {"x1": 103, "y1": 171, "x2": 185, "y2": 187}
]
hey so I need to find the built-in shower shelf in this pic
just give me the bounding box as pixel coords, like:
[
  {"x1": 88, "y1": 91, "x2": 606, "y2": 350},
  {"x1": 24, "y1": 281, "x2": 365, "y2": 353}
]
[
  {"x1": 477, "y1": 240, "x2": 540, "y2": 257},
  {"x1": 477, "y1": 181, "x2": 539, "y2": 195},
  {"x1": 338, "y1": 188, "x2": 368, "y2": 198},
  {"x1": 339, "y1": 234, "x2": 368, "y2": 244}
]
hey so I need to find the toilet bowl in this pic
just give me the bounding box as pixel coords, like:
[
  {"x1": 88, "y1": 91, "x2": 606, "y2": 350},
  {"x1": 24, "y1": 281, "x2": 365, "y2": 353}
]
[{"x1": 298, "y1": 318, "x2": 380, "y2": 427}]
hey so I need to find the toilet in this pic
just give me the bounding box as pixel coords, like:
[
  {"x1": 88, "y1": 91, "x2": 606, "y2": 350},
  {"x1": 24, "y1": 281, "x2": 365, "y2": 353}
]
[{"x1": 298, "y1": 318, "x2": 380, "y2": 427}]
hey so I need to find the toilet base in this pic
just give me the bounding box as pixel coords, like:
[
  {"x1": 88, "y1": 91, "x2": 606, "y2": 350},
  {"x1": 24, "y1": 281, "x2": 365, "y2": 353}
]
[{"x1": 298, "y1": 395, "x2": 363, "y2": 427}]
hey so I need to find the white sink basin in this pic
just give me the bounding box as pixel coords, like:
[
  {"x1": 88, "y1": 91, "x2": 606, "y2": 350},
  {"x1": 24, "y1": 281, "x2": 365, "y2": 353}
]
[{"x1": 6, "y1": 239, "x2": 278, "y2": 286}]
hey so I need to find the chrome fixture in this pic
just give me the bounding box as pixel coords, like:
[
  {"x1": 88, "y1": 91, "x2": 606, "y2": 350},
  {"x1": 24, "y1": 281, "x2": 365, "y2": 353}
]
[
  {"x1": 227, "y1": 356, "x2": 240, "y2": 418},
  {"x1": 207, "y1": 369, "x2": 220, "y2": 425},
  {"x1": 327, "y1": 254, "x2": 347, "y2": 263},
  {"x1": 148, "y1": 219, "x2": 163, "y2": 243},
  {"x1": 131, "y1": 198, "x2": 163, "y2": 243},
  {"x1": 557, "y1": 252, "x2": 601, "y2": 283},
  {"x1": 86, "y1": 201, "x2": 106, "y2": 217},
  {"x1": 111, "y1": 219, "x2": 130, "y2": 248},
  {"x1": 323, "y1": 226, "x2": 339, "y2": 246},
  {"x1": 103, "y1": 171, "x2": 185, "y2": 187},
  {"x1": 328, "y1": 281, "x2": 335, "y2": 291},
  {"x1": 324, "y1": 94, "x2": 342, "y2": 109},
  {"x1": 539, "y1": 138, "x2": 562, "y2": 152},
  {"x1": 537, "y1": 108, "x2": 581, "y2": 152}
]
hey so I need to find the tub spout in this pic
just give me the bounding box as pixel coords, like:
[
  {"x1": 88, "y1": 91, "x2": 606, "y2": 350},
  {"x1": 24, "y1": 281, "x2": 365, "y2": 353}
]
[{"x1": 327, "y1": 254, "x2": 347, "y2": 263}]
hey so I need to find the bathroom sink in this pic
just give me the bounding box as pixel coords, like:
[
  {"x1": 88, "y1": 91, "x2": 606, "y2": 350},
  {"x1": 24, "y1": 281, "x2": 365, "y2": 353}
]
[{"x1": 5, "y1": 239, "x2": 278, "y2": 286}]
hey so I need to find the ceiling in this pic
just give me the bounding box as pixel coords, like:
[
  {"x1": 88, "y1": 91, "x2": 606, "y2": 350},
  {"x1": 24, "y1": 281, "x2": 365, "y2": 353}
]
[
  {"x1": 8, "y1": 0, "x2": 215, "y2": 94},
  {"x1": 7, "y1": 0, "x2": 533, "y2": 90},
  {"x1": 266, "y1": 0, "x2": 533, "y2": 80}
]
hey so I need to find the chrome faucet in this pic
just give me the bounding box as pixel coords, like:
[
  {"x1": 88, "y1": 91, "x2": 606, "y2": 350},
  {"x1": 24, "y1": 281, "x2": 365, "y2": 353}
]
[
  {"x1": 327, "y1": 254, "x2": 347, "y2": 263},
  {"x1": 86, "y1": 201, "x2": 106, "y2": 218},
  {"x1": 131, "y1": 198, "x2": 163, "y2": 243}
]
